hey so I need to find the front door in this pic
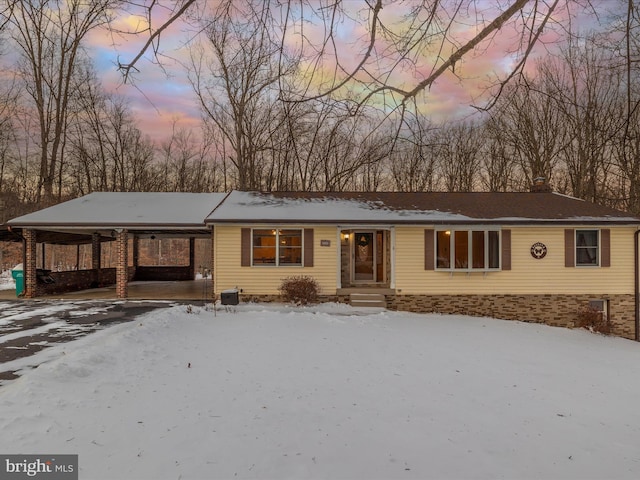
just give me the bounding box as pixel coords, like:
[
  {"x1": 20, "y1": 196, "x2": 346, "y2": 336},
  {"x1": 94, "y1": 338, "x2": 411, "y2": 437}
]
[
  {"x1": 354, "y1": 232, "x2": 375, "y2": 282},
  {"x1": 353, "y1": 231, "x2": 387, "y2": 283}
]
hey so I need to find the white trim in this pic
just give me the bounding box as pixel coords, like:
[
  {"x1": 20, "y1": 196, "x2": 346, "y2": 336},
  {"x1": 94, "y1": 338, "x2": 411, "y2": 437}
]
[
  {"x1": 337, "y1": 224, "x2": 394, "y2": 230},
  {"x1": 575, "y1": 228, "x2": 601, "y2": 267},
  {"x1": 352, "y1": 230, "x2": 377, "y2": 283},
  {"x1": 433, "y1": 228, "x2": 502, "y2": 272},
  {"x1": 390, "y1": 227, "x2": 396, "y2": 289}
]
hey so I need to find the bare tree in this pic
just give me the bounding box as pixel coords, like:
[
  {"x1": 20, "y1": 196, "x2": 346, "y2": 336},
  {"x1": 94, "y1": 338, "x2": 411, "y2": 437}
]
[
  {"x1": 486, "y1": 78, "x2": 566, "y2": 191},
  {"x1": 157, "y1": 122, "x2": 223, "y2": 192},
  {"x1": 8, "y1": 0, "x2": 115, "y2": 204},
  {"x1": 0, "y1": 74, "x2": 18, "y2": 194},
  {"x1": 189, "y1": 1, "x2": 295, "y2": 190},
  {"x1": 389, "y1": 118, "x2": 439, "y2": 192},
  {"x1": 67, "y1": 65, "x2": 158, "y2": 194},
  {"x1": 479, "y1": 121, "x2": 519, "y2": 192},
  {"x1": 437, "y1": 122, "x2": 484, "y2": 192},
  {"x1": 120, "y1": 1, "x2": 567, "y2": 115},
  {"x1": 607, "y1": 0, "x2": 640, "y2": 212},
  {"x1": 542, "y1": 37, "x2": 622, "y2": 203}
]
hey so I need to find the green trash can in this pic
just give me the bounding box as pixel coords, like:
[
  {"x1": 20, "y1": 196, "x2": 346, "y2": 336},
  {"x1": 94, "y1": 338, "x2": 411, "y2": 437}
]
[{"x1": 11, "y1": 264, "x2": 24, "y2": 297}]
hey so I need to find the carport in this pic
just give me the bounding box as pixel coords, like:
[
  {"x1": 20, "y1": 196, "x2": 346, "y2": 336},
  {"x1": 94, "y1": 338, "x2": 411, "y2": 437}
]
[{"x1": 4, "y1": 192, "x2": 227, "y2": 299}]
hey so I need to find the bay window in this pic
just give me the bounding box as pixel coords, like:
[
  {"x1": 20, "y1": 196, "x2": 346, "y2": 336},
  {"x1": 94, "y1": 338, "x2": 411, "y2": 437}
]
[{"x1": 436, "y1": 229, "x2": 501, "y2": 271}]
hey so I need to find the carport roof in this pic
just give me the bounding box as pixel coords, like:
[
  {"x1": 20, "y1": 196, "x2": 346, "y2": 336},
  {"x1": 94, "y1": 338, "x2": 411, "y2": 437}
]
[{"x1": 8, "y1": 192, "x2": 228, "y2": 229}]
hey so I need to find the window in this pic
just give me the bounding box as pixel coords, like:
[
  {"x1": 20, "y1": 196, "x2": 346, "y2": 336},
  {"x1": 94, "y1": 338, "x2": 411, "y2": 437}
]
[
  {"x1": 589, "y1": 299, "x2": 608, "y2": 322},
  {"x1": 436, "y1": 229, "x2": 501, "y2": 270},
  {"x1": 576, "y1": 230, "x2": 599, "y2": 266},
  {"x1": 252, "y1": 229, "x2": 302, "y2": 266}
]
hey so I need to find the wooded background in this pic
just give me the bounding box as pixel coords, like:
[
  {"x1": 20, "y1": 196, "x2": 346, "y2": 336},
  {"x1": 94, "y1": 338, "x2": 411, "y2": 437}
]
[{"x1": 0, "y1": 0, "x2": 638, "y2": 223}]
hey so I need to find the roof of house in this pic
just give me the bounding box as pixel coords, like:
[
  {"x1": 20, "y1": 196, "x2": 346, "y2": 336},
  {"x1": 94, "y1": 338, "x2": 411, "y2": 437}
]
[
  {"x1": 8, "y1": 192, "x2": 228, "y2": 229},
  {"x1": 5, "y1": 191, "x2": 638, "y2": 239},
  {"x1": 205, "y1": 191, "x2": 640, "y2": 225}
]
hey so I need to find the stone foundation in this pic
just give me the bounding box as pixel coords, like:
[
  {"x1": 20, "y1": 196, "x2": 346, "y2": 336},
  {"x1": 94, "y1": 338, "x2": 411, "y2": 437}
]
[
  {"x1": 389, "y1": 294, "x2": 636, "y2": 340},
  {"x1": 235, "y1": 294, "x2": 339, "y2": 305},
  {"x1": 238, "y1": 292, "x2": 637, "y2": 341}
]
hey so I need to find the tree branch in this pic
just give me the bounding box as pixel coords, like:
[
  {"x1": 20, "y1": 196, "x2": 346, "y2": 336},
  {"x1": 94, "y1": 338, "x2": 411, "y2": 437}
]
[{"x1": 118, "y1": 0, "x2": 197, "y2": 82}]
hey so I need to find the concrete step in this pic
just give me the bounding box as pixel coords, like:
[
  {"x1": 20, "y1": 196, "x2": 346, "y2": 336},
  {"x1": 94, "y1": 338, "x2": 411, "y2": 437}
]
[{"x1": 349, "y1": 293, "x2": 387, "y2": 308}]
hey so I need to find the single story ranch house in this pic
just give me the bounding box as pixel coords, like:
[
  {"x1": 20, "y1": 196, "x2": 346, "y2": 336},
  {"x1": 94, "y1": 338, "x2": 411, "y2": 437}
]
[{"x1": 5, "y1": 185, "x2": 640, "y2": 340}]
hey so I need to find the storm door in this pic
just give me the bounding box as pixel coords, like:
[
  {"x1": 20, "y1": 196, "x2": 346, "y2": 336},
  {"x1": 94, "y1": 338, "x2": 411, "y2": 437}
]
[{"x1": 352, "y1": 231, "x2": 385, "y2": 283}]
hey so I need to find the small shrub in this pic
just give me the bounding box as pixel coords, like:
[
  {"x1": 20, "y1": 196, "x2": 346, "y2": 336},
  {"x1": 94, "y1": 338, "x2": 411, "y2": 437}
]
[
  {"x1": 279, "y1": 275, "x2": 319, "y2": 305},
  {"x1": 576, "y1": 305, "x2": 611, "y2": 335}
]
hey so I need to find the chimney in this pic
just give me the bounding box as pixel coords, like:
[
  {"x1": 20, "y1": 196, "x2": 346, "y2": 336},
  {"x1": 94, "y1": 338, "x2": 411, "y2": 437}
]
[{"x1": 530, "y1": 177, "x2": 552, "y2": 193}]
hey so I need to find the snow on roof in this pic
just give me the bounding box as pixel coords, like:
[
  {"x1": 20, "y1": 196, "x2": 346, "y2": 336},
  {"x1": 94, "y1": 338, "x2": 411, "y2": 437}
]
[
  {"x1": 205, "y1": 191, "x2": 472, "y2": 224},
  {"x1": 9, "y1": 192, "x2": 228, "y2": 228},
  {"x1": 205, "y1": 191, "x2": 640, "y2": 224},
  {"x1": 7, "y1": 190, "x2": 639, "y2": 229}
]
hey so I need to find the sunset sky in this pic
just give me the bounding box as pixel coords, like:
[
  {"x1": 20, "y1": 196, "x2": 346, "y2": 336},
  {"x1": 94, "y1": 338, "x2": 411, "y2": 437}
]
[{"x1": 84, "y1": 1, "x2": 609, "y2": 144}]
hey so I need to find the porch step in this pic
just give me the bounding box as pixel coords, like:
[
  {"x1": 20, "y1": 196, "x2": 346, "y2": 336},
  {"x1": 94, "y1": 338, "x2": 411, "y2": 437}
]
[{"x1": 349, "y1": 293, "x2": 387, "y2": 308}]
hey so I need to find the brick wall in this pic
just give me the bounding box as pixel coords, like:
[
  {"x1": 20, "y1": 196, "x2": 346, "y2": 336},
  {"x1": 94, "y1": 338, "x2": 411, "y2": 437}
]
[
  {"x1": 116, "y1": 230, "x2": 128, "y2": 298},
  {"x1": 35, "y1": 268, "x2": 116, "y2": 296},
  {"x1": 388, "y1": 294, "x2": 636, "y2": 340},
  {"x1": 24, "y1": 229, "x2": 36, "y2": 298},
  {"x1": 91, "y1": 233, "x2": 101, "y2": 270},
  {"x1": 133, "y1": 266, "x2": 194, "y2": 281}
]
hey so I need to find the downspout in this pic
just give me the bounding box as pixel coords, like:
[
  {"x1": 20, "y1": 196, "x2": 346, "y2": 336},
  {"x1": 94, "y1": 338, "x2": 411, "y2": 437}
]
[{"x1": 635, "y1": 229, "x2": 639, "y2": 341}]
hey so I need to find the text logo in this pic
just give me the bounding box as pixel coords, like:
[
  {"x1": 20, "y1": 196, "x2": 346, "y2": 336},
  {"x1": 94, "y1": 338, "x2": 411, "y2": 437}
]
[{"x1": 1, "y1": 455, "x2": 77, "y2": 480}]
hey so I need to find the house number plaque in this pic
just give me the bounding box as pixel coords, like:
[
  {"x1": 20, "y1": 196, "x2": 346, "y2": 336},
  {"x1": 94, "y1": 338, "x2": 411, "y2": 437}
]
[
  {"x1": 320, "y1": 240, "x2": 331, "y2": 247},
  {"x1": 530, "y1": 242, "x2": 547, "y2": 259}
]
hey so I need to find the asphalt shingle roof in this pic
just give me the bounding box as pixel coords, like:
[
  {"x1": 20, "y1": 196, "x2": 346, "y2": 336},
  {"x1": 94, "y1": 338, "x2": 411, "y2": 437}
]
[{"x1": 205, "y1": 191, "x2": 640, "y2": 225}]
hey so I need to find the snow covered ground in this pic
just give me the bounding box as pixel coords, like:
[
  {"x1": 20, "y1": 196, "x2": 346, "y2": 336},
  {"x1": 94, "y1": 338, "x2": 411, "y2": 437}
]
[
  {"x1": 1, "y1": 301, "x2": 640, "y2": 479},
  {"x1": 0, "y1": 269, "x2": 15, "y2": 291}
]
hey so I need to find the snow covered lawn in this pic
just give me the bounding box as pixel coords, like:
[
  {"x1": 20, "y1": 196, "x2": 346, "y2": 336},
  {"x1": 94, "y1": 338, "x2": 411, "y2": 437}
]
[{"x1": 1, "y1": 303, "x2": 640, "y2": 479}]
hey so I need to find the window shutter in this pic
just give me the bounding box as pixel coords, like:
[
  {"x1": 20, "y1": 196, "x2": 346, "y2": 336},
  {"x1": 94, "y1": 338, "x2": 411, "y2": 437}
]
[
  {"x1": 241, "y1": 228, "x2": 251, "y2": 266},
  {"x1": 601, "y1": 229, "x2": 610, "y2": 267},
  {"x1": 565, "y1": 229, "x2": 574, "y2": 267},
  {"x1": 424, "y1": 229, "x2": 434, "y2": 270},
  {"x1": 304, "y1": 229, "x2": 314, "y2": 267},
  {"x1": 501, "y1": 229, "x2": 511, "y2": 270}
]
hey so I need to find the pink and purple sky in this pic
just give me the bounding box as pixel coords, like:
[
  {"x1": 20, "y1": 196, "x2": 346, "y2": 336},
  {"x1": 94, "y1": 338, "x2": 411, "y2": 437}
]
[{"x1": 85, "y1": 1, "x2": 606, "y2": 144}]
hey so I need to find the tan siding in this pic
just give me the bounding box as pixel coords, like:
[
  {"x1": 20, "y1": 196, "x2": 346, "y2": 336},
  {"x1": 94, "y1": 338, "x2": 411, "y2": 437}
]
[
  {"x1": 214, "y1": 225, "x2": 337, "y2": 296},
  {"x1": 394, "y1": 226, "x2": 637, "y2": 295}
]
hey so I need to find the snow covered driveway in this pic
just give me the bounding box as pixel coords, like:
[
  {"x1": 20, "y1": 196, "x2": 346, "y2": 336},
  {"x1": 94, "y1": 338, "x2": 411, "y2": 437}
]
[
  {"x1": 1, "y1": 303, "x2": 640, "y2": 479},
  {"x1": 0, "y1": 300, "x2": 179, "y2": 383}
]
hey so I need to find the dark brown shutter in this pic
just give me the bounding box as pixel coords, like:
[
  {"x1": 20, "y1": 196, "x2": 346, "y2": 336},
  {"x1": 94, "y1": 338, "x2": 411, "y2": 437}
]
[
  {"x1": 304, "y1": 229, "x2": 314, "y2": 267},
  {"x1": 501, "y1": 229, "x2": 511, "y2": 271},
  {"x1": 241, "y1": 228, "x2": 251, "y2": 266},
  {"x1": 424, "y1": 229, "x2": 434, "y2": 270},
  {"x1": 565, "y1": 229, "x2": 574, "y2": 267},
  {"x1": 601, "y1": 229, "x2": 610, "y2": 267}
]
